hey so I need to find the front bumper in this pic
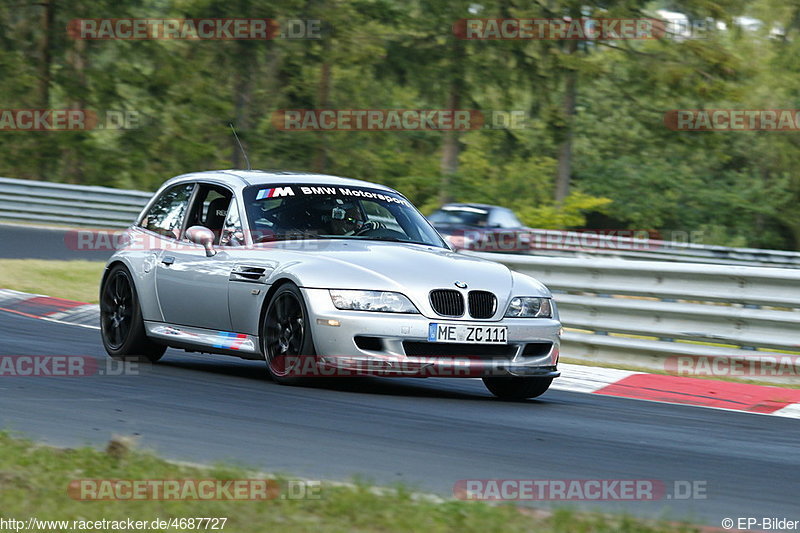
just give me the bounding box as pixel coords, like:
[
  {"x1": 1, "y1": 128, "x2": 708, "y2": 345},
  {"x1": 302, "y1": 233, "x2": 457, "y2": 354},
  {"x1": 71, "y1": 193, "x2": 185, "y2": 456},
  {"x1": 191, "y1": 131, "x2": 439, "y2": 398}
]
[{"x1": 300, "y1": 288, "x2": 561, "y2": 378}]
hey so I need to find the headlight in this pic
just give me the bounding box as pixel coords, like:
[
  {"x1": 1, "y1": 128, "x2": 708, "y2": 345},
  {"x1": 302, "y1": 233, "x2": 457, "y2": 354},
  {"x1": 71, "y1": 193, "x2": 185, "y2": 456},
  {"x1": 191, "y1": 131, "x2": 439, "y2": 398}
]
[
  {"x1": 329, "y1": 290, "x2": 419, "y2": 313},
  {"x1": 504, "y1": 297, "x2": 552, "y2": 318}
]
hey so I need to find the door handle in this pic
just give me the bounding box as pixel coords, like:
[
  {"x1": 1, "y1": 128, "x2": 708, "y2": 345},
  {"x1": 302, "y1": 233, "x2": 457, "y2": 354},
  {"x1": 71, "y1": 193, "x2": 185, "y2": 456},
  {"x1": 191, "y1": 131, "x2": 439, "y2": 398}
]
[{"x1": 161, "y1": 256, "x2": 175, "y2": 266}]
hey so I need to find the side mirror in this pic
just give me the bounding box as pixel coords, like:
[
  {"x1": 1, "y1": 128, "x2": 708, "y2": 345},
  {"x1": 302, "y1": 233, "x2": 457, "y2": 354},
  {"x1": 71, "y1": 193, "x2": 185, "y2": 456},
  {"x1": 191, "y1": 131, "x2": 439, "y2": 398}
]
[{"x1": 186, "y1": 226, "x2": 217, "y2": 257}]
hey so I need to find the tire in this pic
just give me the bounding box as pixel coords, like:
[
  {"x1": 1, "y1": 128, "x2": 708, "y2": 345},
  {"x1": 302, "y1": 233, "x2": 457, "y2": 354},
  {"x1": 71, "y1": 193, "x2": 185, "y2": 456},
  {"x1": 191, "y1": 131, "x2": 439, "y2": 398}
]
[
  {"x1": 100, "y1": 264, "x2": 166, "y2": 363},
  {"x1": 482, "y1": 377, "x2": 553, "y2": 400},
  {"x1": 261, "y1": 283, "x2": 316, "y2": 385}
]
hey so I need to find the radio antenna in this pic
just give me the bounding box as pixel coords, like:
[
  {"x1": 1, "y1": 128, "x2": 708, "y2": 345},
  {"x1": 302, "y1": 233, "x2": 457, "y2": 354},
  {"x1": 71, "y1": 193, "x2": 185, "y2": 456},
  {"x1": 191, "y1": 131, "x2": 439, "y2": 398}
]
[{"x1": 229, "y1": 123, "x2": 251, "y2": 171}]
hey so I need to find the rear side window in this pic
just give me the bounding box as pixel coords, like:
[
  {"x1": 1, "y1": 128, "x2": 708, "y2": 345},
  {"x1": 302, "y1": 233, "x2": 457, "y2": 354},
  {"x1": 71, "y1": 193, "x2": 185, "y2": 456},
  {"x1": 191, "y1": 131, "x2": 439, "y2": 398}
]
[
  {"x1": 140, "y1": 183, "x2": 195, "y2": 238},
  {"x1": 489, "y1": 208, "x2": 523, "y2": 229}
]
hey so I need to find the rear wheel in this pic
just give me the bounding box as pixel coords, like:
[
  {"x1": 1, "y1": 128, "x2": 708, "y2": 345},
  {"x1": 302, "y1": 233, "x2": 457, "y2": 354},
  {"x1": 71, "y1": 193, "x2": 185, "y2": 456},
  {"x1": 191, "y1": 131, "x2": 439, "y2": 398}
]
[
  {"x1": 482, "y1": 377, "x2": 552, "y2": 400},
  {"x1": 100, "y1": 265, "x2": 165, "y2": 362},
  {"x1": 262, "y1": 283, "x2": 316, "y2": 385}
]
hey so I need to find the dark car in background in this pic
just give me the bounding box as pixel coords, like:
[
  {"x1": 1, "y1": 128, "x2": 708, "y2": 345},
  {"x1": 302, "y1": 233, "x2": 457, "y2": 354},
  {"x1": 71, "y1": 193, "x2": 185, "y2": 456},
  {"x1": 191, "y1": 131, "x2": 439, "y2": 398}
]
[{"x1": 428, "y1": 203, "x2": 530, "y2": 251}]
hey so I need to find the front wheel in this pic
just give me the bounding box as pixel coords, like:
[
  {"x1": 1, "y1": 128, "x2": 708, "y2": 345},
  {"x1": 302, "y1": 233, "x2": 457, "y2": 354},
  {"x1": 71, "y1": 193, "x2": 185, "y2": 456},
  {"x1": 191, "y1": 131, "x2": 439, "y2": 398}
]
[
  {"x1": 482, "y1": 377, "x2": 553, "y2": 400},
  {"x1": 262, "y1": 283, "x2": 316, "y2": 385},
  {"x1": 100, "y1": 265, "x2": 165, "y2": 363}
]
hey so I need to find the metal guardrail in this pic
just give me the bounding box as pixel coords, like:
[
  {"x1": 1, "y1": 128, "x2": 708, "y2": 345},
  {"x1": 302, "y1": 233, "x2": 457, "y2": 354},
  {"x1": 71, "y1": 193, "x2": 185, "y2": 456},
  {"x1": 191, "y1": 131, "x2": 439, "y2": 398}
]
[
  {"x1": 453, "y1": 227, "x2": 800, "y2": 268},
  {"x1": 0, "y1": 177, "x2": 150, "y2": 228},
  {"x1": 524, "y1": 228, "x2": 800, "y2": 268},
  {"x1": 463, "y1": 251, "x2": 800, "y2": 379}
]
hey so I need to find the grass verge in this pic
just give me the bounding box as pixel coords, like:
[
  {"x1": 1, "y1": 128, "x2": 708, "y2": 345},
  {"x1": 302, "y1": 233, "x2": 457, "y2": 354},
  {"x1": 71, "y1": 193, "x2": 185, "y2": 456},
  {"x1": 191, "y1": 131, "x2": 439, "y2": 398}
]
[
  {"x1": 0, "y1": 432, "x2": 699, "y2": 533},
  {"x1": 0, "y1": 259, "x2": 104, "y2": 304}
]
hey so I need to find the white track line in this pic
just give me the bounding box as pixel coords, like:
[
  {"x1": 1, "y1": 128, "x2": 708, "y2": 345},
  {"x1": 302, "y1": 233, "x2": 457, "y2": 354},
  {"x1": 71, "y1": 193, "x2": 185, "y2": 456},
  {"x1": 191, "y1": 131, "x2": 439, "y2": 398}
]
[
  {"x1": 551, "y1": 363, "x2": 640, "y2": 393},
  {"x1": 772, "y1": 403, "x2": 800, "y2": 419}
]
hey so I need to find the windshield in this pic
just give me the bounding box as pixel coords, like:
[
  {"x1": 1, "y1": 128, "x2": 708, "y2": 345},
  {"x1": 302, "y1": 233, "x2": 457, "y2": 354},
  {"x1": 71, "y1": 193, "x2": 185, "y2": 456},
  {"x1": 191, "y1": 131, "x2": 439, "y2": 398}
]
[
  {"x1": 428, "y1": 207, "x2": 490, "y2": 227},
  {"x1": 243, "y1": 184, "x2": 447, "y2": 248}
]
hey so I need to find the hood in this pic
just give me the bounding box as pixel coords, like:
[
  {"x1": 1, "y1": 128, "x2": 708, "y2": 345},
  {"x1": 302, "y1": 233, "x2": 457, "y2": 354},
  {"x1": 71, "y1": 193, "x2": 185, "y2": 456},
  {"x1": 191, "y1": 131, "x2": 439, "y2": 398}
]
[{"x1": 249, "y1": 239, "x2": 551, "y2": 318}]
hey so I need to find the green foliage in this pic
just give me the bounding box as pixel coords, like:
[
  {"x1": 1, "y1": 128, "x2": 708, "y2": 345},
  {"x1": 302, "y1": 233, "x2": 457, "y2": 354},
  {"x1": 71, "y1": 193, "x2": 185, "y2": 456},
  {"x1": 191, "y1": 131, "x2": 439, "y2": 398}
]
[
  {"x1": 1, "y1": 0, "x2": 799, "y2": 249},
  {"x1": 517, "y1": 192, "x2": 614, "y2": 229}
]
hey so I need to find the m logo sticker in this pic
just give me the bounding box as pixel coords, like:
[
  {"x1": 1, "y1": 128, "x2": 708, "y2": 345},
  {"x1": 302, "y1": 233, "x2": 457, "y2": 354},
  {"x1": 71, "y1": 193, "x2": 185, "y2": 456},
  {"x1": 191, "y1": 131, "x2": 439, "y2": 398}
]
[{"x1": 256, "y1": 186, "x2": 295, "y2": 200}]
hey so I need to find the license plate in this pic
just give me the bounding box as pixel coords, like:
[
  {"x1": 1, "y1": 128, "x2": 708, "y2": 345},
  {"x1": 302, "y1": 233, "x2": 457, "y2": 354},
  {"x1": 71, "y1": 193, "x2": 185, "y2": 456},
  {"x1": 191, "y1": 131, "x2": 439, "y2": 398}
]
[{"x1": 428, "y1": 323, "x2": 507, "y2": 344}]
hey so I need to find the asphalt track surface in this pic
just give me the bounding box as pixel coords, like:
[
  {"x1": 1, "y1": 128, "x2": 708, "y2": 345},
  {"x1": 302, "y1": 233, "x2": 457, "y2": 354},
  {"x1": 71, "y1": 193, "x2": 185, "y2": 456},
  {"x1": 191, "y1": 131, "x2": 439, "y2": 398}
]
[
  {"x1": 0, "y1": 223, "x2": 115, "y2": 261},
  {"x1": 1, "y1": 311, "x2": 799, "y2": 526},
  {"x1": 2, "y1": 224, "x2": 799, "y2": 526}
]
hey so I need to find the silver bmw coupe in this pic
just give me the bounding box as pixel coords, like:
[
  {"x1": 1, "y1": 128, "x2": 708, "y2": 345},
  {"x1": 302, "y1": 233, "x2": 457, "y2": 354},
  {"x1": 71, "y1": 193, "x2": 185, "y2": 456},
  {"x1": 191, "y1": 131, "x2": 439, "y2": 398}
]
[{"x1": 100, "y1": 170, "x2": 561, "y2": 399}]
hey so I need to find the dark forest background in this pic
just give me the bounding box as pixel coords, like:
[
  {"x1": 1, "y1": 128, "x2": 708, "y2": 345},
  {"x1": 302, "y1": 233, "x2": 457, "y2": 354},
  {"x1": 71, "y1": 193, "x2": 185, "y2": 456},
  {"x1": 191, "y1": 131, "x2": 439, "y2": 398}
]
[{"x1": 2, "y1": 0, "x2": 800, "y2": 249}]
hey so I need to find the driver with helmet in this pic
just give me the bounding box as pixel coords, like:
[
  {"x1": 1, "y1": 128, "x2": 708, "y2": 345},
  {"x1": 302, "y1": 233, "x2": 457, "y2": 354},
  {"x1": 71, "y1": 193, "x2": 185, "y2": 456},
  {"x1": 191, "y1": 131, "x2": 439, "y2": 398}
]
[{"x1": 329, "y1": 205, "x2": 367, "y2": 235}]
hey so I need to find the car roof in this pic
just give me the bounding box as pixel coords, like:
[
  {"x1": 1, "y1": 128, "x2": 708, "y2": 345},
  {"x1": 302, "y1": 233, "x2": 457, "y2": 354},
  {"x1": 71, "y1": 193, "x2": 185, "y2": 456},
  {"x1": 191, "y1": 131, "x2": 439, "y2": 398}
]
[
  {"x1": 438, "y1": 203, "x2": 508, "y2": 211},
  {"x1": 168, "y1": 169, "x2": 396, "y2": 193}
]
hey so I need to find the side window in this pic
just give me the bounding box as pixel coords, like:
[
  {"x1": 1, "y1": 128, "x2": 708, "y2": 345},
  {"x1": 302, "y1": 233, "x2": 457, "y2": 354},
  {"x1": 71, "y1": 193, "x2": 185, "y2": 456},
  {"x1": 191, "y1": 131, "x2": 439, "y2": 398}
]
[
  {"x1": 220, "y1": 200, "x2": 244, "y2": 247},
  {"x1": 140, "y1": 183, "x2": 195, "y2": 239},
  {"x1": 184, "y1": 184, "x2": 233, "y2": 242},
  {"x1": 489, "y1": 208, "x2": 522, "y2": 229},
  {"x1": 202, "y1": 190, "x2": 228, "y2": 224}
]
